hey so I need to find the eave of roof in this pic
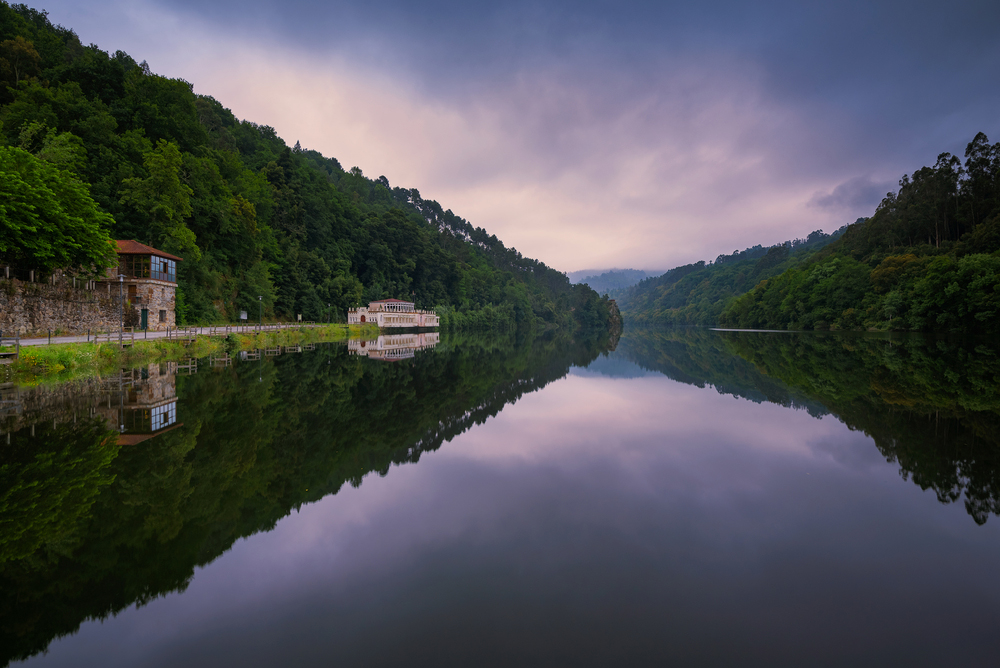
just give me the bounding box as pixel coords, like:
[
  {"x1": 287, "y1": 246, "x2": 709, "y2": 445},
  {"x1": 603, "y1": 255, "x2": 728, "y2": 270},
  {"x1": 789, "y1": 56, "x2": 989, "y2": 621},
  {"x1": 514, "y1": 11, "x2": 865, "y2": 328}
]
[
  {"x1": 116, "y1": 422, "x2": 184, "y2": 445},
  {"x1": 115, "y1": 240, "x2": 184, "y2": 262}
]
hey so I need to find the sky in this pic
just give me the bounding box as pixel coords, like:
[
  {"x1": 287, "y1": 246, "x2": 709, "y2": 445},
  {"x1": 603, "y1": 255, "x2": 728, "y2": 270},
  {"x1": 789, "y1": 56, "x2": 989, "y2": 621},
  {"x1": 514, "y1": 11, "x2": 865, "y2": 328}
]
[{"x1": 32, "y1": 0, "x2": 1000, "y2": 273}]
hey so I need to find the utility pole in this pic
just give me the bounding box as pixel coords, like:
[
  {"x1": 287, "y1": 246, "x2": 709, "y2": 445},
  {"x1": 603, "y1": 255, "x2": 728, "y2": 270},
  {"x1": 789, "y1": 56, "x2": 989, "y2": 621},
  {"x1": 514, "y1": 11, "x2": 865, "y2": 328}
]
[
  {"x1": 328, "y1": 303, "x2": 331, "y2": 325},
  {"x1": 118, "y1": 274, "x2": 125, "y2": 347},
  {"x1": 258, "y1": 295, "x2": 263, "y2": 330}
]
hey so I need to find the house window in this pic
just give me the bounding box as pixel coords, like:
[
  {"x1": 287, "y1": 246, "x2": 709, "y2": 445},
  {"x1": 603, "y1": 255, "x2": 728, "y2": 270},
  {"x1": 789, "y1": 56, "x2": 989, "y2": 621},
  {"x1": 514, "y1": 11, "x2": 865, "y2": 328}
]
[
  {"x1": 120, "y1": 255, "x2": 150, "y2": 279},
  {"x1": 150, "y1": 256, "x2": 177, "y2": 282},
  {"x1": 159, "y1": 310, "x2": 166, "y2": 323},
  {"x1": 151, "y1": 402, "x2": 177, "y2": 431}
]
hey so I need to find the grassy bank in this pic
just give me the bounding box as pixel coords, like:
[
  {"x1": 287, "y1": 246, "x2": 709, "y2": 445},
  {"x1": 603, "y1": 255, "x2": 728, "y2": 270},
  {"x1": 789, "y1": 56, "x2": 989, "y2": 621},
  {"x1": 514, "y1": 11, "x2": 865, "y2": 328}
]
[
  {"x1": 0, "y1": 324, "x2": 379, "y2": 385},
  {"x1": 227, "y1": 323, "x2": 378, "y2": 350}
]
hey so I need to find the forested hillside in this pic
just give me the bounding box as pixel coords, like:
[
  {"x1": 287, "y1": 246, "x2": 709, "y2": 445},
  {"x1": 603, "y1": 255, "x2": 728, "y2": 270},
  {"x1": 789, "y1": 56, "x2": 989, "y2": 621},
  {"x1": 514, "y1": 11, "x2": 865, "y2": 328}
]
[
  {"x1": 0, "y1": 3, "x2": 613, "y2": 330},
  {"x1": 620, "y1": 228, "x2": 845, "y2": 326},
  {"x1": 721, "y1": 133, "x2": 1000, "y2": 333}
]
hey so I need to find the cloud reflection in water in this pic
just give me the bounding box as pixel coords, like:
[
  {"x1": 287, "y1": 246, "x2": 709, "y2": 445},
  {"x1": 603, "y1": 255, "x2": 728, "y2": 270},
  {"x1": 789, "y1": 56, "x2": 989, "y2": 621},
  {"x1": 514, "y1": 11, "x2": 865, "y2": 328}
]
[{"x1": 24, "y1": 368, "x2": 1000, "y2": 667}]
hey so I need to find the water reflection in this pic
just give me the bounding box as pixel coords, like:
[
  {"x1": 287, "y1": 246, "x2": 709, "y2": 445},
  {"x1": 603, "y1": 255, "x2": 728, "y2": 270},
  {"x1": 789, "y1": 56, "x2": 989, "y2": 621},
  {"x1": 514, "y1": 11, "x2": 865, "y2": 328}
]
[
  {"x1": 1, "y1": 362, "x2": 189, "y2": 448},
  {"x1": 347, "y1": 332, "x2": 440, "y2": 361},
  {"x1": 613, "y1": 328, "x2": 1000, "y2": 524},
  {"x1": 0, "y1": 329, "x2": 613, "y2": 666},
  {"x1": 4, "y1": 327, "x2": 1000, "y2": 666}
]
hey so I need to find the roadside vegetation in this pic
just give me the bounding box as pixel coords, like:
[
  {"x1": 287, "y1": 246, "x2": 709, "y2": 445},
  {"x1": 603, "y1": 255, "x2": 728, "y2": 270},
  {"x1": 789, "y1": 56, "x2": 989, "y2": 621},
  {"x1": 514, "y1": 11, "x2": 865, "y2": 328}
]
[{"x1": 0, "y1": 324, "x2": 378, "y2": 384}]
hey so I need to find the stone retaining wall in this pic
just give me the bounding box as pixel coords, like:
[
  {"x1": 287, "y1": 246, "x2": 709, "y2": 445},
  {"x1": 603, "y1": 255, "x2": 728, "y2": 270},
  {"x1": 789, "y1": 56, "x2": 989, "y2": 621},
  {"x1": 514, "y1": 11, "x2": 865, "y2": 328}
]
[{"x1": 0, "y1": 279, "x2": 123, "y2": 336}]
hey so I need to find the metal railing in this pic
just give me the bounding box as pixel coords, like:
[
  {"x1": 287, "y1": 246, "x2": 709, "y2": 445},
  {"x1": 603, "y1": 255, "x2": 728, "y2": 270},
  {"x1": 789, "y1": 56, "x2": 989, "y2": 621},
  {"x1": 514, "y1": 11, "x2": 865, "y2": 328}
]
[{"x1": 0, "y1": 333, "x2": 19, "y2": 362}]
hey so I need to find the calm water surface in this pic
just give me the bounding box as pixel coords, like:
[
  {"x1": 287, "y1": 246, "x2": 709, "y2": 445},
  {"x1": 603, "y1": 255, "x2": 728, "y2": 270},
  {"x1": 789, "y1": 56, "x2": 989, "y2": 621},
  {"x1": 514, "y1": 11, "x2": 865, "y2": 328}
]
[{"x1": 4, "y1": 329, "x2": 1000, "y2": 666}]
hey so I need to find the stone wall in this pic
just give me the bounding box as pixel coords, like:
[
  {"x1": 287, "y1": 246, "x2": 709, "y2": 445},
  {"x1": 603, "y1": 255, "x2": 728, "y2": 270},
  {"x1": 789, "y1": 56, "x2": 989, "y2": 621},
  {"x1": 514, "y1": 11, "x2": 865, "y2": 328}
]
[
  {"x1": 0, "y1": 277, "x2": 178, "y2": 336},
  {"x1": 124, "y1": 279, "x2": 177, "y2": 331},
  {"x1": 0, "y1": 279, "x2": 122, "y2": 336}
]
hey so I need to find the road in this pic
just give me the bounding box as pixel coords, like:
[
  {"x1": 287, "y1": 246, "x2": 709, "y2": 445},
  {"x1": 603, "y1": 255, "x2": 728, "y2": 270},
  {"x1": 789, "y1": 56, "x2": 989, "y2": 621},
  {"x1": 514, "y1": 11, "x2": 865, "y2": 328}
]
[{"x1": 9, "y1": 324, "x2": 332, "y2": 347}]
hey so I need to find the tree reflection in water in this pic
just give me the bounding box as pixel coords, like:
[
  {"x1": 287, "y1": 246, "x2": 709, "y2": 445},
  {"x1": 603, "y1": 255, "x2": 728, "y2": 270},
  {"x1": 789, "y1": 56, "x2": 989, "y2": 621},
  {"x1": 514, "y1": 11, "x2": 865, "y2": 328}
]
[
  {"x1": 0, "y1": 328, "x2": 614, "y2": 666},
  {"x1": 4, "y1": 326, "x2": 998, "y2": 665},
  {"x1": 617, "y1": 328, "x2": 1000, "y2": 525}
]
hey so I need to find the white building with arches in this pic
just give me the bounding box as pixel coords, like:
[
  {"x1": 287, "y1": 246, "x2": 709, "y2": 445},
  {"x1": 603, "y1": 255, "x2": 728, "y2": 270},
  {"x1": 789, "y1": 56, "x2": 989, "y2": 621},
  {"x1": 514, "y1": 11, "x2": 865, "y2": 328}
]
[{"x1": 347, "y1": 299, "x2": 439, "y2": 328}]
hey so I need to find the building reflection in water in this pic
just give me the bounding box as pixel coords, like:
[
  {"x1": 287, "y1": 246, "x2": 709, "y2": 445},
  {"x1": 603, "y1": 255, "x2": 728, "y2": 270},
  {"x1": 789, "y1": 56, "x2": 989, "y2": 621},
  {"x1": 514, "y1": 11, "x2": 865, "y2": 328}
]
[
  {"x1": 0, "y1": 360, "x2": 191, "y2": 447},
  {"x1": 347, "y1": 332, "x2": 440, "y2": 362},
  {"x1": 111, "y1": 363, "x2": 184, "y2": 445}
]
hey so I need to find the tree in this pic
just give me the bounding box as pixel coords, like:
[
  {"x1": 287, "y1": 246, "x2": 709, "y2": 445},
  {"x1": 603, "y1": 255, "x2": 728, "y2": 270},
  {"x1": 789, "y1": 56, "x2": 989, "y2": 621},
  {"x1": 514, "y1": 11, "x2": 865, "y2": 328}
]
[
  {"x1": 118, "y1": 139, "x2": 200, "y2": 260},
  {"x1": 0, "y1": 36, "x2": 40, "y2": 92},
  {"x1": 0, "y1": 145, "x2": 116, "y2": 274},
  {"x1": 962, "y1": 132, "x2": 1000, "y2": 229}
]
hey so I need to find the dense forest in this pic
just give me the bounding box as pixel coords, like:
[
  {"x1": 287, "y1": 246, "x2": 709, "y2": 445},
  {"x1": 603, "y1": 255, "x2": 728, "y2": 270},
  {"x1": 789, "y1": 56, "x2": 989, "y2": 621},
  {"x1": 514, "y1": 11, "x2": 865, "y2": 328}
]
[
  {"x1": 620, "y1": 228, "x2": 846, "y2": 326},
  {"x1": 0, "y1": 3, "x2": 614, "y2": 331},
  {"x1": 0, "y1": 328, "x2": 615, "y2": 665},
  {"x1": 720, "y1": 134, "x2": 1000, "y2": 333}
]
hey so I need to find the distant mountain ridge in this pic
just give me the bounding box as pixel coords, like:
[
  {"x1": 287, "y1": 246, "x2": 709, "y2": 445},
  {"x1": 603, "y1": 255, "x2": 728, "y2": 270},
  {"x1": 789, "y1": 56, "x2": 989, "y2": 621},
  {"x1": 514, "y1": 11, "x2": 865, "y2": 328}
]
[{"x1": 575, "y1": 269, "x2": 651, "y2": 296}]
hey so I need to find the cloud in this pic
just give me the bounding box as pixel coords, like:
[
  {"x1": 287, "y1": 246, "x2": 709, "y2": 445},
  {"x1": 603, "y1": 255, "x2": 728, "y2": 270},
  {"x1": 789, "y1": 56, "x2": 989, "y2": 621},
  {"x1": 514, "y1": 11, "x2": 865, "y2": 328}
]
[
  {"x1": 34, "y1": 0, "x2": 1000, "y2": 271},
  {"x1": 809, "y1": 176, "x2": 896, "y2": 215}
]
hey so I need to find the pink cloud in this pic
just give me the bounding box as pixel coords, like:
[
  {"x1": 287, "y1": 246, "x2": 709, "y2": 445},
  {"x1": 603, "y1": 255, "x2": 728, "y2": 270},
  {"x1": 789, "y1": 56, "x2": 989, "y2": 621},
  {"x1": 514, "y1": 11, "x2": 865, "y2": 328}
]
[{"x1": 40, "y1": 0, "x2": 901, "y2": 272}]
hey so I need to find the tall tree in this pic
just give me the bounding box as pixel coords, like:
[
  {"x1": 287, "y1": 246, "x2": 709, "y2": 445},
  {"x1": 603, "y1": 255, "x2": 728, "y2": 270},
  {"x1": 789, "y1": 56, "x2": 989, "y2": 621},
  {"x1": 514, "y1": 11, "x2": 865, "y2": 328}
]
[
  {"x1": 118, "y1": 139, "x2": 200, "y2": 260},
  {"x1": 0, "y1": 35, "x2": 39, "y2": 95},
  {"x1": 0, "y1": 145, "x2": 116, "y2": 274}
]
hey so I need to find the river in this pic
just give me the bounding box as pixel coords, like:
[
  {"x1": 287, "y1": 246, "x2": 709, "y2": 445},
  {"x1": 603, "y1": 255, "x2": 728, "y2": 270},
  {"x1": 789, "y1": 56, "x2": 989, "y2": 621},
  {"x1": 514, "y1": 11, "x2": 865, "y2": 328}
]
[{"x1": 3, "y1": 328, "x2": 1000, "y2": 666}]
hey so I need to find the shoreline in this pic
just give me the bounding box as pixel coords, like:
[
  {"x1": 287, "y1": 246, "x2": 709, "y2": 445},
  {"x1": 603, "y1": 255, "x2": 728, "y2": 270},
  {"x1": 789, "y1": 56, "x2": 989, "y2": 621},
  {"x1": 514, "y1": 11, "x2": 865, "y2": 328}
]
[{"x1": 0, "y1": 323, "x2": 381, "y2": 385}]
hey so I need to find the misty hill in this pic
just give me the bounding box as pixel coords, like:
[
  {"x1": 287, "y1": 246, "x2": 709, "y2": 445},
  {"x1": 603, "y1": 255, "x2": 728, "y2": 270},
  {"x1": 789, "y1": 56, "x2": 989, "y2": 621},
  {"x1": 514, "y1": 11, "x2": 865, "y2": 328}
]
[
  {"x1": 576, "y1": 269, "x2": 650, "y2": 296},
  {"x1": 621, "y1": 227, "x2": 847, "y2": 326},
  {"x1": 0, "y1": 3, "x2": 614, "y2": 332},
  {"x1": 721, "y1": 132, "x2": 1000, "y2": 334}
]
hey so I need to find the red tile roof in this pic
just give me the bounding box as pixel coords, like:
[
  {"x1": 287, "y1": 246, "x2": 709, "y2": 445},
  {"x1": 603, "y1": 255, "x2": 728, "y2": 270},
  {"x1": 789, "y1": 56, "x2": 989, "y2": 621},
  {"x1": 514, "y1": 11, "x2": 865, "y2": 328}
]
[{"x1": 115, "y1": 240, "x2": 183, "y2": 261}]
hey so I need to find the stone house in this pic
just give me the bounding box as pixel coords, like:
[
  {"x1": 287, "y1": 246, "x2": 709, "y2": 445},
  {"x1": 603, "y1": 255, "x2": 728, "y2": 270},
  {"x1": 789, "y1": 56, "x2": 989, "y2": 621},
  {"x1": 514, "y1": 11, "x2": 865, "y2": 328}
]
[
  {"x1": 0, "y1": 241, "x2": 182, "y2": 336},
  {"x1": 97, "y1": 241, "x2": 183, "y2": 331}
]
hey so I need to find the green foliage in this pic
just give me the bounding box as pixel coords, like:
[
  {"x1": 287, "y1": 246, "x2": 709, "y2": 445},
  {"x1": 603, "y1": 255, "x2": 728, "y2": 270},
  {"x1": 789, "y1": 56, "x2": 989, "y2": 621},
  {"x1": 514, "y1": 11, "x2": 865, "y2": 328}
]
[
  {"x1": 721, "y1": 132, "x2": 1000, "y2": 334},
  {"x1": 439, "y1": 303, "x2": 517, "y2": 330},
  {"x1": 0, "y1": 145, "x2": 116, "y2": 274},
  {"x1": 622, "y1": 229, "x2": 844, "y2": 326},
  {"x1": 118, "y1": 139, "x2": 200, "y2": 261},
  {"x1": 0, "y1": 34, "x2": 40, "y2": 100},
  {"x1": 3, "y1": 337, "x2": 225, "y2": 382},
  {"x1": 0, "y1": 1, "x2": 613, "y2": 331},
  {"x1": 1, "y1": 325, "x2": 376, "y2": 384},
  {"x1": 720, "y1": 255, "x2": 872, "y2": 330}
]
